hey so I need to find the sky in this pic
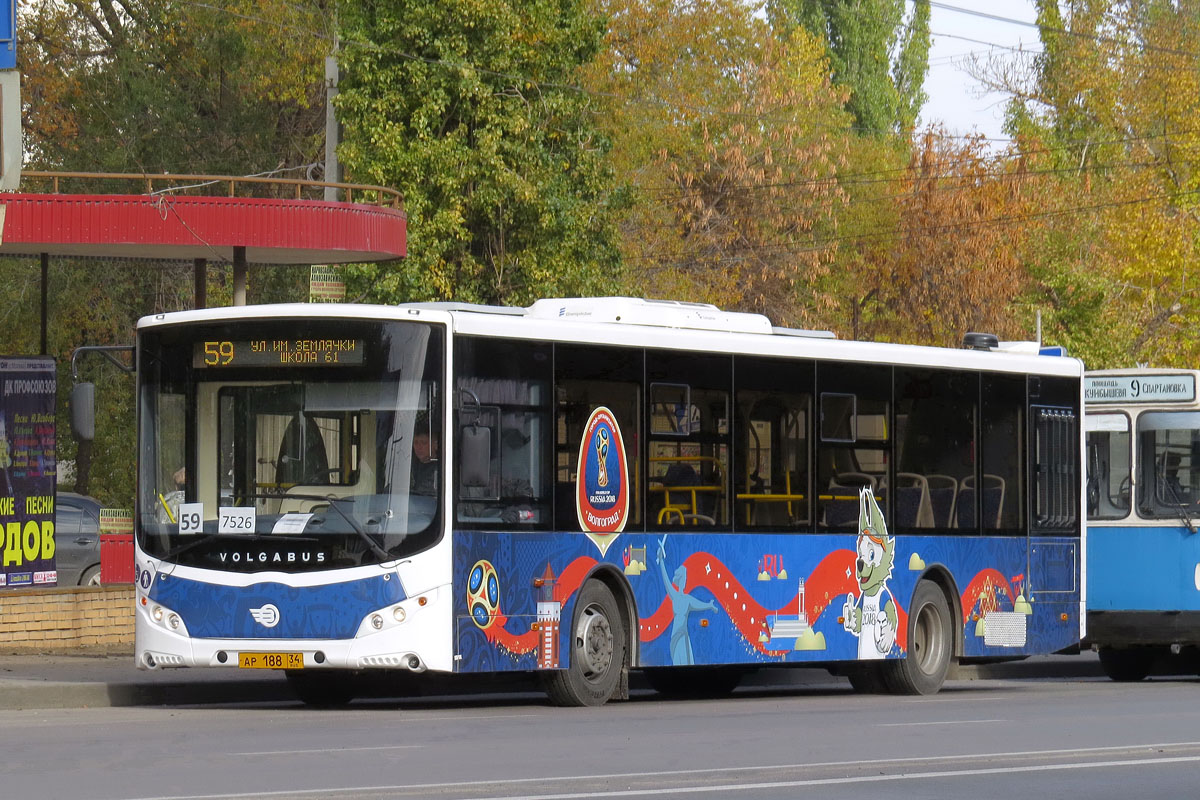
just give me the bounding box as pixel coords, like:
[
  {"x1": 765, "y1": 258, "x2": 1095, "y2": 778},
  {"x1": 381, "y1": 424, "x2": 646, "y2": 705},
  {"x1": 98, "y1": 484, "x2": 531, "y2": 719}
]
[{"x1": 918, "y1": 0, "x2": 1041, "y2": 141}]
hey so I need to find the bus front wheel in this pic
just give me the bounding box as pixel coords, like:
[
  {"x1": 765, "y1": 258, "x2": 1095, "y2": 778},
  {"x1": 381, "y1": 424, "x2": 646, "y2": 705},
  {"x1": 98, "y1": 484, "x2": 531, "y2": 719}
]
[
  {"x1": 885, "y1": 580, "x2": 953, "y2": 695},
  {"x1": 542, "y1": 580, "x2": 626, "y2": 706}
]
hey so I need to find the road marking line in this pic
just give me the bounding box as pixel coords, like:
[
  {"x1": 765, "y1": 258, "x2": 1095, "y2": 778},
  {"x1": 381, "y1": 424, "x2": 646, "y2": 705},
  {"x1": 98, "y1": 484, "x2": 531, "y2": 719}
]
[
  {"x1": 239, "y1": 745, "x2": 424, "y2": 756},
  {"x1": 118, "y1": 742, "x2": 1200, "y2": 800},
  {"x1": 877, "y1": 718, "x2": 1007, "y2": 727},
  {"x1": 458, "y1": 755, "x2": 1200, "y2": 799}
]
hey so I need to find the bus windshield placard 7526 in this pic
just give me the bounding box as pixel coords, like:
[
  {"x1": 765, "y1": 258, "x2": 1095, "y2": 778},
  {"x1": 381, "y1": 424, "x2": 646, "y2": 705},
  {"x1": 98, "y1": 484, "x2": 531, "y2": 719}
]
[{"x1": 193, "y1": 339, "x2": 366, "y2": 368}]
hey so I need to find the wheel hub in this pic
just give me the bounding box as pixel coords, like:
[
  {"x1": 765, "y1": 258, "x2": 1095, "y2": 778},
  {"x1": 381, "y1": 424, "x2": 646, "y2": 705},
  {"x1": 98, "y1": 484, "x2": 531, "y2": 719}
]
[{"x1": 577, "y1": 606, "x2": 614, "y2": 678}]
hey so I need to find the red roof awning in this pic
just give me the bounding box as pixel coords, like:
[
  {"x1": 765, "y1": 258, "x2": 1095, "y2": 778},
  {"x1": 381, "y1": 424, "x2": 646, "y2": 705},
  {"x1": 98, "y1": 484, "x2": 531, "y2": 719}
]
[{"x1": 0, "y1": 193, "x2": 406, "y2": 264}]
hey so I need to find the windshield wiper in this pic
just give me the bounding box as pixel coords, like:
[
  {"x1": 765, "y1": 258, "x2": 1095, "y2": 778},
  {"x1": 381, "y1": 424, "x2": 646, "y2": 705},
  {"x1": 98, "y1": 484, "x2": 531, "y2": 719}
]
[
  {"x1": 1159, "y1": 479, "x2": 1198, "y2": 535},
  {"x1": 279, "y1": 493, "x2": 392, "y2": 561}
]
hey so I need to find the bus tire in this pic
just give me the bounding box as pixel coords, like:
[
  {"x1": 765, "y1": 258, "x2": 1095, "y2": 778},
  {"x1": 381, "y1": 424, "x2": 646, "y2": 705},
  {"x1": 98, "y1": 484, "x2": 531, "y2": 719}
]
[
  {"x1": 1098, "y1": 646, "x2": 1153, "y2": 682},
  {"x1": 885, "y1": 580, "x2": 952, "y2": 695},
  {"x1": 542, "y1": 580, "x2": 626, "y2": 707},
  {"x1": 286, "y1": 670, "x2": 356, "y2": 707},
  {"x1": 643, "y1": 666, "x2": 744, "y2": 698}
]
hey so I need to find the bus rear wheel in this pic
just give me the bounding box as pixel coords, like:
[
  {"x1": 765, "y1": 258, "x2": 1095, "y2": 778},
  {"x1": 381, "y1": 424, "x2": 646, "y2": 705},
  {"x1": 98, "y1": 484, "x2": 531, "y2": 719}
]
[
  {"x1": 542, "y1": 580, "x2": 626, "y2": 706},
  {"x1": 885, "y1": 580, "x2": 953, "y2": 695},
  {"x1": 1098, "y1": 646, "x2": 1153, "y2": 682}
]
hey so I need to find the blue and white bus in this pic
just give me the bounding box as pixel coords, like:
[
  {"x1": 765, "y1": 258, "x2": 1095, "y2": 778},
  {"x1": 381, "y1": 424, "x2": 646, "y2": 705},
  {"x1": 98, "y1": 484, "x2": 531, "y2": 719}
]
[
  {"x1": 1085, "y1": 368, "x2": 1200, "y2": 680},
  {"x1": 114, "y1": 298, "x2": 1084, "y2": 705}
]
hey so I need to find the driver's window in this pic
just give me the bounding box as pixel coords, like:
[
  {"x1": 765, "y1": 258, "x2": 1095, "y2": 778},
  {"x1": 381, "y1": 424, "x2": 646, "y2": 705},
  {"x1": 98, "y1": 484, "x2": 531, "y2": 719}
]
[
  {"x1": 1086, "y1": 414, "x2": 1131, "y2": 520},
  {"x1": 1138, "y1": 411, "x2": 1200, "y2": 518}
]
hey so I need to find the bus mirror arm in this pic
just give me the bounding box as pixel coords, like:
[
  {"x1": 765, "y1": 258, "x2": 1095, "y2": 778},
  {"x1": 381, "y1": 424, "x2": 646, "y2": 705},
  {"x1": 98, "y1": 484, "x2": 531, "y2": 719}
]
[{"x1": 68, "y1": 345, "x2": 134, "y2": 443}]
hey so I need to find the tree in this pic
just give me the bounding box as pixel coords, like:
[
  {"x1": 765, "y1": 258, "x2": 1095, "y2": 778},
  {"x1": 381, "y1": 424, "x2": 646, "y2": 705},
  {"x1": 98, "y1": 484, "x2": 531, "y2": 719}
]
[
  {"x1": 335, "y1": 0, "x2": 626, "y2": 306},
  {"x1": 844, "y1": 131, "x2": 1038, "y2": 347},
  {"x1": 581, "y1": 0, "x2": 850, "y2": 326},
  {"x1": 975, "y1": 0, "x2": 1200, "y2": 367},
  {"x1": 20, "y1": 0, "x2": 329, "y2": 175},
  {"x1": 769, "y1": 0, "x2": 931, "y2": 135}
]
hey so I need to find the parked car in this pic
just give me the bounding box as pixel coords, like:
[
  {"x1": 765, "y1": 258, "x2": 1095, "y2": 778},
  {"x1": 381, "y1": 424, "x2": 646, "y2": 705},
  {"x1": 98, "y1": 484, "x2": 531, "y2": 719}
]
[{"x1": 55, "y1": 492, "x2": 102, "y2": 586}]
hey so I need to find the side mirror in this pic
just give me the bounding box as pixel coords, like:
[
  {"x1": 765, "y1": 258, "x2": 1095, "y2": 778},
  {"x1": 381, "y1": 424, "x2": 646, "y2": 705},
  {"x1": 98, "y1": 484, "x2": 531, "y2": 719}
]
[{"x1": 70, "y1": 383, "x2": 95, "y2": 441}]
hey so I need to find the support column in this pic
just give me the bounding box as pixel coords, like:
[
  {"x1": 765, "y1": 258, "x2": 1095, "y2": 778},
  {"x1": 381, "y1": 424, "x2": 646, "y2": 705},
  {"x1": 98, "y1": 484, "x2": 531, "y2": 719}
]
[
  {"x1": 40, "y1": 253, "x2": 48, "y2": 355},
  {"x1": 193, "y1": 258, "x2": 207, "y2": 309},
  {"x1": 233, "y1": 247, "x2": 247, "y2": 306}
]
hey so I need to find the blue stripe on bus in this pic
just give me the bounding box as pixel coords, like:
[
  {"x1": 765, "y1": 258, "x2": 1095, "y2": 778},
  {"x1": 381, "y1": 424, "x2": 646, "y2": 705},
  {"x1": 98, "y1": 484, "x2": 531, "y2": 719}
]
[
  {"x1": 1089, "y1": 524, "x2": 1200, "y2": 612},
  {"x1": 148, "y1": 573, "x2": 405, "y2": 640}
]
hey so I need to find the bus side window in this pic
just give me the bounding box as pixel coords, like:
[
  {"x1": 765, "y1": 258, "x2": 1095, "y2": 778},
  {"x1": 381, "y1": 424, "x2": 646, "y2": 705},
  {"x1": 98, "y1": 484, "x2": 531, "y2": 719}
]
[
  {"x1": 554, "y1": 344, "x2": 643, "y2": 532},
  {"x1": 647, "y1": 352, "x2": 731, "y2": 529},
  {"x1": 453, "y1": 337, "x2": 553, "y2": 528},
  {"x1": 816, "y1": 363, "x2": 889, "y2": 530},
  {"x1": 894, "y1": 368, "x2": 977, "y2": 532},
  {"x1": 734, "y1": 356, "x2": 813, "y2": 530}
]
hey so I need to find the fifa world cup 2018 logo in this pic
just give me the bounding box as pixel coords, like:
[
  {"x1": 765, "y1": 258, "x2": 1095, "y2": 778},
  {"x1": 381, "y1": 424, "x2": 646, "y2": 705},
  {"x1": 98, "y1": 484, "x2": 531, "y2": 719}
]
[{"x1": 595, "y1": 427, "x2": 610, "y2": 488}]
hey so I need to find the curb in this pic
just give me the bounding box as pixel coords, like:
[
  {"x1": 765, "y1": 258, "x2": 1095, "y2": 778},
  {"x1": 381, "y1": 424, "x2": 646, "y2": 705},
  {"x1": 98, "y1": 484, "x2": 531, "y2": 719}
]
[{"x1": 0, "y1": 678, "x2": 296, "y2": 710}]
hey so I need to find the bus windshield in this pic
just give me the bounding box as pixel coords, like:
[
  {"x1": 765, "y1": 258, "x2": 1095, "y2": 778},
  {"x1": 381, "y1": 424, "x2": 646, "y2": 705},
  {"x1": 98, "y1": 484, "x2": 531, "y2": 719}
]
[{"x1": 137, "y1": 318, "x2": 444, "y2": 572}]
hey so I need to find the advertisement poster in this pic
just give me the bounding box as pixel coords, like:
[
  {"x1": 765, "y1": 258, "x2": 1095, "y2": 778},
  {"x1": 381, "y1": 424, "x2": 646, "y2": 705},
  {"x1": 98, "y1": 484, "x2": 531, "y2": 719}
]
[{"x1": 0, "y1": 357, "x2": 56, "y2": 588}]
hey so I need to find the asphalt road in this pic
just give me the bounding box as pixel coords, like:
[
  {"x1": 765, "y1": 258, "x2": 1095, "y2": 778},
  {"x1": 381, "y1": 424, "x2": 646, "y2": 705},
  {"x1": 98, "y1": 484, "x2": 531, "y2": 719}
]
[
  {"x1": 1, "y1": 661, "x2": 1198, "y2": 800},
  {"x1": 0, "y1": 650, "x2": 1106, "y2": 710}
]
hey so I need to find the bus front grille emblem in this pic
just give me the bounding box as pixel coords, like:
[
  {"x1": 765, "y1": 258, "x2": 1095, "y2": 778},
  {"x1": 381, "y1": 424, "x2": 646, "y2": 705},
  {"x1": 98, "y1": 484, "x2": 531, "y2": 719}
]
[{"x1": 249, "y1": 604, "x2": 280, "y2": 629}]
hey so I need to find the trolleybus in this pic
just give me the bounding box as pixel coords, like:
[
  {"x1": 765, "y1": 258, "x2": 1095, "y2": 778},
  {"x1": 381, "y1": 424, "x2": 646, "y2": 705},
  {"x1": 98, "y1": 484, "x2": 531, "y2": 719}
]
[
  {"x1": 78, "y1": 298, "x2": 1085, "y2": 704},
  {"x1": 1085, "y1": 368, "x2": 1200, "y2": 680}
]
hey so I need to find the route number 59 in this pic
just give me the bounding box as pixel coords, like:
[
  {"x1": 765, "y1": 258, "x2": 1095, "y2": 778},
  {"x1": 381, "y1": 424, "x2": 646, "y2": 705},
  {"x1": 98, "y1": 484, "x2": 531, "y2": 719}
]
[{"x1": 178, "y1": 503, "x2": 204, "y2": 534}]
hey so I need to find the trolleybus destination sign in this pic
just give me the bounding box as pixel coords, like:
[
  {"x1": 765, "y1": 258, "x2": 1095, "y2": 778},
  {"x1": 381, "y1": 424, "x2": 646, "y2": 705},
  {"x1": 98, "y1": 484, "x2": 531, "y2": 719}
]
[{"x1": 1084, "y1": 374, "x2": 1196, "y2": 405}]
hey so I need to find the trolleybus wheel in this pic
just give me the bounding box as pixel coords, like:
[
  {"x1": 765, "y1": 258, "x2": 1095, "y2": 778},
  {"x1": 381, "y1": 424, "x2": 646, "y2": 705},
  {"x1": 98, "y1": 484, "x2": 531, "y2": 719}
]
[
  {"x1": 885, "y1": 580, "x2": 952, "y2": 695},
  {"x1": 1098, "y1": 646, "x2": 1153, "y2": 682},
  {"x1": 643, "y1": 666, "x2": 744, "y2": 698},
  {"x1": 286, "y1": 670, "x2": 356, "y2": 707},
  {"x1": 542, "y1": 580, "x2": 626, "y2": 706}
]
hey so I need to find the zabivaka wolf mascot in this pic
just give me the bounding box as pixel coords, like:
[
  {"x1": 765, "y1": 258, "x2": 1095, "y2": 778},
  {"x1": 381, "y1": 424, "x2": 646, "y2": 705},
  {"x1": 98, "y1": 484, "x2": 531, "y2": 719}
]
[{"x1": 842, "y1": 486, "x2": 898, "y2": 658}]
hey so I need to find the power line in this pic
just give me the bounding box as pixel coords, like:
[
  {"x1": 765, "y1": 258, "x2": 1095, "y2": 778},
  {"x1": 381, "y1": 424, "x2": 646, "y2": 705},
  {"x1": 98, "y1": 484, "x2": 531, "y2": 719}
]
[{"x1": 626, "y1": 183, "x2": 1200, "y2": 268}]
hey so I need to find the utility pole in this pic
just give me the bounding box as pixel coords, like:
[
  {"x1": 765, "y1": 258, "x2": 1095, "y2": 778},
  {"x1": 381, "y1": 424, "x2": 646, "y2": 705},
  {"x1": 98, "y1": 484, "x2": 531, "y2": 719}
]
[{"x1": 324, "y1": 41, "x2": 341, "y2": 202}]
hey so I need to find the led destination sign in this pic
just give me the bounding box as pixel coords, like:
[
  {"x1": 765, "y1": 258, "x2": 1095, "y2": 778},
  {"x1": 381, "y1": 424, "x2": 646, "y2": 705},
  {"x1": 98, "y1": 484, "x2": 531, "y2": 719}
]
[{"x1": 194, "y1": 339, "x2": 365, "y2": 368}]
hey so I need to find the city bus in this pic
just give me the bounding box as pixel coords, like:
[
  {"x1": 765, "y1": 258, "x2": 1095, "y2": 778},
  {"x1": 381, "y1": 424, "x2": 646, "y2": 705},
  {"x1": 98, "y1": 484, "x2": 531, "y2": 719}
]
[
  {"x1": 81, "y1": 298, "x2": 1084, "y2": 705},
  {"x1": 1084, "y1": 368, "x2": 1200, "y2": 680}
]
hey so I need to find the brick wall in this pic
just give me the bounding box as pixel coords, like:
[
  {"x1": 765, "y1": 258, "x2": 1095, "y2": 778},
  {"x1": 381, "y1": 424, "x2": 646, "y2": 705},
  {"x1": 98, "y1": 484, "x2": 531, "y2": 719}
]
[{"x1": 0, "y1": 586, "x2": 134, "y2": 652}]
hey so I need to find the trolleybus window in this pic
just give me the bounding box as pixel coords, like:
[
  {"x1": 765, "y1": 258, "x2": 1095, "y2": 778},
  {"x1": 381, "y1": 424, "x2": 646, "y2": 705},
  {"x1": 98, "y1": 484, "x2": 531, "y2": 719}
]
[
  {"x1": 1137, "y1": 411, "x2": 1200, "y2": 517},
  {"x1": 1085, "y1": 413, "x2": 1132, "y2": 520}
]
